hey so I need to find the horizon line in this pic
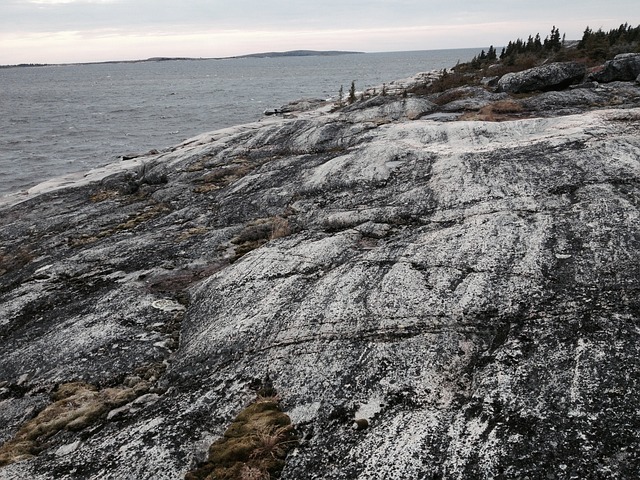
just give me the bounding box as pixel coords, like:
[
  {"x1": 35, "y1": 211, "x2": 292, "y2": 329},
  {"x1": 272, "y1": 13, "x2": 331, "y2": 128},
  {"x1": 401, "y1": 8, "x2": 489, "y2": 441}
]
[{"x1": 0, "y1": 46, "x2": 492, "y2": 69}]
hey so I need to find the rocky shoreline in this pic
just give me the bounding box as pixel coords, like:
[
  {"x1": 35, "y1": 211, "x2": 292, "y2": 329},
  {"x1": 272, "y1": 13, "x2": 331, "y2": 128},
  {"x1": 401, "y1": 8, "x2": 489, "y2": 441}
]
[{"x1": 1, "y1": 55, "x2": 640, "y2": 479}]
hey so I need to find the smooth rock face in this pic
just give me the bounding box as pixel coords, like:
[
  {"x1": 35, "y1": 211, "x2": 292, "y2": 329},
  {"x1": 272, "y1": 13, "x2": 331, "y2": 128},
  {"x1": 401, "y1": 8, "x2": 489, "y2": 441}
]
[
  {"x1": 1, "y1": 84, "x2": 640, "y2": 479},
  {"x1": 340, "y1": 96, "x2": 437, "y2": 122},
  {"x1": 590, "y1": 52, "x2": 640, "y2": 83},
  {"x1": 498, "y1": 62, "x2": 587, "y2": 93}
]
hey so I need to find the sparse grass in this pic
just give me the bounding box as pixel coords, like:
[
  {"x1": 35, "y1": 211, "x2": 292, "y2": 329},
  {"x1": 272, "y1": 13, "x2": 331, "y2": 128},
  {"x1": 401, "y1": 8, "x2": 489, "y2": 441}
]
[
  {"x1": 185, "y1": 395, "x2": 298, "y2": 480},
  {"x1": 177, "y1": 226, "x2": 209, "y2": 242},
  {"x1": 185, "y1": 160, "x2": 206, "y2": 172},
  {"x1": 0, "y1": 246, "x2": 35, "y2": 277},
  {"x1": 460, "y1": 100, "x2": 527, "y2": 122},
  {"x1": 431, "y1": 87, "x2": 474, "y2": 106},
  {"x1": 0, "y1": 381, "x2": 149, "y2": 467},
  {"x1": 89, "y1": 189, "x2": 121, "y2": 203},
  {"x1": 269, "y1": 217, "x2": 291, "y2": 241},
  {"x1": 193, "y1": 162, "x2": 254, "y2": 194},
  {"x1": 239, "y1": 466, "x2": 270, "y2": 480},
  {"x1": 68, "y1": 201, "x2": 171, "y2": 247},
  {"x1": 230, "y1": 217, "x2": 292, "y2": 262}
]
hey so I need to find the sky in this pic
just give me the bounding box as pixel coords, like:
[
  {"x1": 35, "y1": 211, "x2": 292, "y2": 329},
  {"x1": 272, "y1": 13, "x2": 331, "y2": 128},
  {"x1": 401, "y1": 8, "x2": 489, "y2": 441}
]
[{"x1": 1, "y1": 0, "x2": 639, "y2": 65}]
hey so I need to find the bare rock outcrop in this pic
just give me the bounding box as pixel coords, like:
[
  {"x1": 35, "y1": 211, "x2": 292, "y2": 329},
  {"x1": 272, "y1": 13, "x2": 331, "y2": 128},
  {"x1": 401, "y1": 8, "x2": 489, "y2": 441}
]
[
  {"x1": 340, "y1": 95, "x2": 437, "y2": 122},
  {"x1": 498, "y1": 61, "x2": 586, "y2": 93},
  {"x1": 1, "y1": 81, "x2": 640, "y2": 479}
]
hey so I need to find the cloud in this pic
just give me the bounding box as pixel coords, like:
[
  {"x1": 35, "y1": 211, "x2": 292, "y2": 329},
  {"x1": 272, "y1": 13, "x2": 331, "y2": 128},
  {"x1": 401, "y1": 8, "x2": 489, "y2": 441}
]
[
  {"x1": 27, "y1": 0, "x2": 118, "y2": 4},
  {"x1": 1, "y1": 0, "x2": 639, "y2": 64}
]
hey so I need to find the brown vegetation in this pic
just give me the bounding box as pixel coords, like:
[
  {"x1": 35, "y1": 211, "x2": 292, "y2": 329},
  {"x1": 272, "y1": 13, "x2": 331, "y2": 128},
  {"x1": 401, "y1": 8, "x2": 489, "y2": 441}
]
[
  {"x1": 185, "y1": 396, "x2": 297, "y2": 480},
  {"x1": 231, "y1": 216, "x2": 292, "y2": 262},
  {"x1": 68, "y1": 201, "x2": 171, "y2": 247},
  {"x1": 193, "y1": 159, "x2": 255, "y2": 194},
  {"x1": 0, "y1": 381, "x2": 149, "y2": 467},
  {"x1": 0, "y1": 246, "x2": 35, "y2": 277},
  {"x1": 459, "y1": 100, "x2": 527, "y2": 122}
]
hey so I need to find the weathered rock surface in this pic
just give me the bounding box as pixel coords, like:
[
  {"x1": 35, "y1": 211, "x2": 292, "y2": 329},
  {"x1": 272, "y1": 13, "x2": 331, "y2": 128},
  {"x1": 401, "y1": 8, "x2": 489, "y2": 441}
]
[
  {"x1": 1, "y1": 79, "x2": 640, "y2": 479},
  {"x1": 589, "y1": 52, "x2": 640, "y2": 83},
  {"x1": 498, "y1": 61, "x2": 587, "y2": 93},
  {"x1": 340, "y1": 95, "x2": 437, "y2": 122}
]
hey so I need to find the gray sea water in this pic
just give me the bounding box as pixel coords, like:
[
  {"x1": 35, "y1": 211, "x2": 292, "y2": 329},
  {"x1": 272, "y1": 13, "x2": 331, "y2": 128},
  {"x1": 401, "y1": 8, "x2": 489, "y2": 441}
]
[{"x1": 0, "y1": 48, "x2": 482, "y2": 196}]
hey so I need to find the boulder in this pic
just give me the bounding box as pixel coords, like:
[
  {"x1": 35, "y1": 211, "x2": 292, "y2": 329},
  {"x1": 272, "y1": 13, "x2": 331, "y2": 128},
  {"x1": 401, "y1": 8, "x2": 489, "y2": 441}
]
[
  {"x1": 520, "y1": 81, "x2": 640, "y2": 116},
  {"x1": 589, "y1": 53, "x2": 640, "y2": 83},
  {"x1": 497, "y1": 62, "x2": 587, "y2": 93}
]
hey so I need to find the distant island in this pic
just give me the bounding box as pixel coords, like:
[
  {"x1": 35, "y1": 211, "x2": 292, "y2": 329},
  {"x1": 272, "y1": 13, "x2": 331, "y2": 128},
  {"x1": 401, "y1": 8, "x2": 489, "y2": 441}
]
[
  {"x1": 0, "y1": 50, "x2": 363, "y2": 69},
  {"x1": 227, "y1": 50, "x2": 363, "y2": 59}
]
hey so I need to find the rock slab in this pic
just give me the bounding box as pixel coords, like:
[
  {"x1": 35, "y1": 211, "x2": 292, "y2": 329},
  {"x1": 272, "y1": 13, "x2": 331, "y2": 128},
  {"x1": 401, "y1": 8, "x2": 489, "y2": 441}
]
[{"x1": 0, "y1": 90, "x2": 640, "y2": 479}]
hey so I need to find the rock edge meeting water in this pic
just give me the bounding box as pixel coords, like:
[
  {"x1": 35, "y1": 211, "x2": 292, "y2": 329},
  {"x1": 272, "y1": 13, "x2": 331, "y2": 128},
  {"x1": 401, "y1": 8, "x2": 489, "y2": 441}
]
[{"x1": 0, "y1": 49, "x2": 482, "y2": 197}]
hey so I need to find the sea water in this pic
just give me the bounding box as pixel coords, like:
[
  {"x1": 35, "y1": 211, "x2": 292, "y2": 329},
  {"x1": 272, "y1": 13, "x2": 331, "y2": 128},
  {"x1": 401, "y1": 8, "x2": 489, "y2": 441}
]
[{"x1": 0, "y1": 49, "x2": 481, "y2": 196}]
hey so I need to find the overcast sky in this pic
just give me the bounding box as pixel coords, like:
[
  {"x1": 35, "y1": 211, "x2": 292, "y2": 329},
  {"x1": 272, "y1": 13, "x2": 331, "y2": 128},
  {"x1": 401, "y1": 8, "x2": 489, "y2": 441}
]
[{"x1": 1, "y1": 0, "x2": 638, "y2": 64}]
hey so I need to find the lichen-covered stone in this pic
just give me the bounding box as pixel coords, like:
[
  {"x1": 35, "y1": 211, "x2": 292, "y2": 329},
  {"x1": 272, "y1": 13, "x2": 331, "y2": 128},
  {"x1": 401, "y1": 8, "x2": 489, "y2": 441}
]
[
  {"x1": 589, "y1": 52, "x2": 640, "y2": 83},
  {"x1": 1, "y1": 81, "x2": 640, "y2": 479},
  {"x1": 497, "y1": 61, "x2": 586, "y2": 93}
]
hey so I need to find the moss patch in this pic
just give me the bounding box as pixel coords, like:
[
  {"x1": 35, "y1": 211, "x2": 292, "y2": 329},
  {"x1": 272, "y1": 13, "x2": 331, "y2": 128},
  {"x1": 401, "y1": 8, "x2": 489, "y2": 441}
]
[{"x1": 185, "y1": 396, "x2": 298, "y2": 480}]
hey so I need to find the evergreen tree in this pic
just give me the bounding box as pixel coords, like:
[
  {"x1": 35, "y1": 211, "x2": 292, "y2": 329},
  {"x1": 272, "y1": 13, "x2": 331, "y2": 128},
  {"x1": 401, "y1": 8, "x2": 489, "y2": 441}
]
[
  {"x1": 486, "y1": 45, "x2": 497, "y2": 61},
  {"x1": 534, "y1": 33, "x2": 542, "y2": 51},
  {"x1": 348, "y1": 80, "x2": 356, "y2": 104}
]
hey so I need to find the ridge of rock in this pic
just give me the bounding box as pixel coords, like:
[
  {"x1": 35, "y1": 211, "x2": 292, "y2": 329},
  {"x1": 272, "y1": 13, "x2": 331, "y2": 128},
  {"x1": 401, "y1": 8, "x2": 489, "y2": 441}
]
[{"x1": 1, "y1": 76, "x2": 640, "y2": 479}]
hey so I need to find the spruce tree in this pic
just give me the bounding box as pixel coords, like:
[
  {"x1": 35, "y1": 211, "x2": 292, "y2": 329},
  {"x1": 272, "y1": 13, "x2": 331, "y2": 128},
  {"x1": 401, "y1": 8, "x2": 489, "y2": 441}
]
[
  {"x1": 487, "y1": 45, "x2": 497, "y2": 61},
  {"x1": 348, "y1": 80, "x2": 356, "y2": 104}
]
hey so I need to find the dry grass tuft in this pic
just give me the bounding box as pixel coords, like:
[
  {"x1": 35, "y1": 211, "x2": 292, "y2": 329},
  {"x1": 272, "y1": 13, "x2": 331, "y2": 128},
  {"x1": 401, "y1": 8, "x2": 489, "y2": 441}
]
[
  {"x1": 239, "y1": 465, "x2": 270, "y2": 480},
  {"x1": 68, "y1": 202, "x2": 171, "y2": 247},
  {"x1": 0, "y1": 246, "x2": 35, "y2": 277},
  {"x1": 250, "y1": 425, "x2": 296, "y2": 461},
  {"x1": 193, "y1": 162, "x2": 254, "y2": 194},
  {"x1": 0, "y1": 382, "x2": 148, "y2": 467},
  {"x1": 89, "y1": 189, "x2": 121, "y2": 203},
  {"x1": 460, "y1": 100, "x2": 527, "y2": 122},
  {"x1": 269, "y1": 217, "x2": 291, "y2": 241},
  {"x1": 177, "y1": 226, "x2": 209, "y2": 242},
  {"x1": 230, "y1": 216, "x2": 292, "y2": 263},
  {"x1": 185, "y1": 395, "x2": 297, "y2": 480}
]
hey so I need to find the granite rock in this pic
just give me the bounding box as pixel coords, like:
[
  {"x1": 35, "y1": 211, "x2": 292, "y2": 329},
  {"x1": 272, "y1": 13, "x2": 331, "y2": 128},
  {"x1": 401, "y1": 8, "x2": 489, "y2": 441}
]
[
  {"x1": 498, "y1": 62, "x2": 587, "y2": 93},
  {"x1": 589, "y1": 53, "x2": 640, "y2": 83},
  {"x1": 1, "y1": 80, "x2": 640, "y2": 479}
]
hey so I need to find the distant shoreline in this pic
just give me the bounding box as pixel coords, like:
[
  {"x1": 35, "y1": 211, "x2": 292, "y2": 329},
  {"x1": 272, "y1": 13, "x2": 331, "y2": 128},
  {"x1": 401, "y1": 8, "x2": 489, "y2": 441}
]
[{"x1": 0, "y1": 50, "x2": 364, "y2": 69}]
